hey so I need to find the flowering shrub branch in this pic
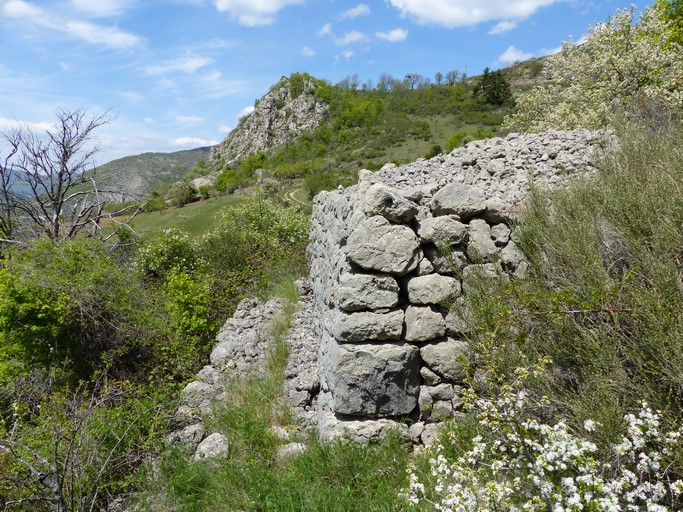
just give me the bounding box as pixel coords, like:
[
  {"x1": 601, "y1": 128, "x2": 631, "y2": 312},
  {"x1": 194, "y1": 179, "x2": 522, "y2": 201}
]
[{"x1": 405, "y1": 361, "x2": 683, "y2": 511}]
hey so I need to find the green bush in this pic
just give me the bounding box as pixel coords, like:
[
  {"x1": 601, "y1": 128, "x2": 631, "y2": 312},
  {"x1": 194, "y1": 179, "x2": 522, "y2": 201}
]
[
  {"x1": 0, "y1": 239, "x2": 161, "y2": 383},
  {"x1": 136, "y1": 228, "x2": 200, "y2": 279},
  {"x1": 455, "y1": 121, "x2": 683, "y2": 458}
]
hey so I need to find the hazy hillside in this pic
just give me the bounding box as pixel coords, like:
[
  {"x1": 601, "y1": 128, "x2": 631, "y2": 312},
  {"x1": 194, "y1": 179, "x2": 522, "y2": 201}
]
[{"x1": 95, "y1": 146, "x2": 211, "y2": 201}]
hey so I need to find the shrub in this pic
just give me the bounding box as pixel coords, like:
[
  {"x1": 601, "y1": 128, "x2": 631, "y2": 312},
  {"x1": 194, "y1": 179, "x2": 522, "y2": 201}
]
[
  {"x1": 406, "y1": 361, "x2": 683, "y2": 511},
  {"x1": 136, "y1": 228, "x2": 200, "y2": 279},
  {"x1": 0, "y1": 238, "x2": 161, "y2": 382},
  {"x1": 505, "y1": 5, "x2": 683, "y2": 131}
]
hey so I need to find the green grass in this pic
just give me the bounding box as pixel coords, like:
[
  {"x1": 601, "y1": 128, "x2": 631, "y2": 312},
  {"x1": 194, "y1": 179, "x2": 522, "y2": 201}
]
[
  {"x1": 144, "y1": 284, "x2": 413, "y2": 512},
  {"x1": 131, "y1": 194, "x2": 244, "y2": 238},
  {"x1": 454, "y1": 119, "x2": 683, "y2": 463}
]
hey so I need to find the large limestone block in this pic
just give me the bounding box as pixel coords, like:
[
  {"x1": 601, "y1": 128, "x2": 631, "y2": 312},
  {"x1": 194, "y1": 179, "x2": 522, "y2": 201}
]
[
  {"x1": 346, "y1": 216, "x2": 421, "y2": 276},
  {"x1": 420, "y1": 338, "x2": 469, "y2": 382},
  {"x1": 430, "y1": 183, "x2": 486, "y2": 219},
  {"x1": 404, "y1": 306, "x2": 446, "y2": 342},
  {"x1": 336, "y1": 273, "x2": 399, "y2": 312},
  {"x1": 330, "y1": 343, "x2": 420, "y2": 417},
  {"x1": 466, "y1": 218, "x2": 498, "y2": 262},
  {"x1": 362, "y1": 183, "x2": 418, "y2": 223},
  {"x1": 331, "y1": 309, "x2": 404, "y2": 342},
  {"x1": 406, "y1": 274, "x2": 461, "y2": 305},
  {"x1": 416, "y1": 216, "x2": 467, "y2": 245}
]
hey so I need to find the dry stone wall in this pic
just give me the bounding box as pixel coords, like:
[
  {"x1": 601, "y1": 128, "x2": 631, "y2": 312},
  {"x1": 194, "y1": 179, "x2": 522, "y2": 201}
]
[{"x1": 309, "y1": 129, "x2": 612, "y2": 444}]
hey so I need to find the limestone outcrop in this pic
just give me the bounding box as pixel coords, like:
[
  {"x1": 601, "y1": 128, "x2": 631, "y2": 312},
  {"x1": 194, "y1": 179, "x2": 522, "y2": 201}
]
[{"x1": 211, "y1": 76, "x2": 329, "y2": 165}]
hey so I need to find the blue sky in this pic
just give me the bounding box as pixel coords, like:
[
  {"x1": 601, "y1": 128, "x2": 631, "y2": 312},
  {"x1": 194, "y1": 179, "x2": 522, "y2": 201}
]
[{"x1": 0, "y1": 0, "x2": 647, "y2": 163}]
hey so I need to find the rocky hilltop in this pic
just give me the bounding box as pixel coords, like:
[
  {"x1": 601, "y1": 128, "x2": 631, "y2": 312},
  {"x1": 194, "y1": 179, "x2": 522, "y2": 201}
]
[{"x1": 211, "y1": 74, "x2": 329, "y2": 166}]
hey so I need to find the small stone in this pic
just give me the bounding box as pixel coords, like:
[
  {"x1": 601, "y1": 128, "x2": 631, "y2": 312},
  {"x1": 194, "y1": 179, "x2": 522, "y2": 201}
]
[
  {"x1": 277, "y1": 442, "x2": 308, "y2": 460},
  {"x1": 420, "y1": 366, "x2": 442, "y2": 385},
  {"x1": 466, "y1": 219, "x2": 498, "y2": 262},
  {"x1": 417, "y1": 216, "x2": 467, "y2": 245},
  {"x1": 336, "y1": 273, "x2": 399, "y2": 312},
  {"x1": 404, "y1": 306, "x2": 446, "y2": 343},
  {"x1": 430, "y1": 183, "x2": 486, "y2": 220},
  {"x1": 331, "y1": 309, "x2": 404, "y2": 342},
  {"x1": 420, "y1": 338, "x2": 469, "y2": 382},
  {"x1": 407, "y1": 274, "x2": 461, "y2": 305},
  {"x1": 362, "y1": 183, "x2": 418, "y2": 222},
  {"x1": 193, "y1": 432, "x2": 229, "y2": 461}
]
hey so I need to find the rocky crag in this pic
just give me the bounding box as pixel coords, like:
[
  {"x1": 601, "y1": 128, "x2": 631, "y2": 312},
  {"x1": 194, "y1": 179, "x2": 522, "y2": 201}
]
[
  {"x1": 210, "y1": 75, "x2": 329, "y2": 166},
  {"x1": 172, "y1": 129, "x2": 613, "y2": 455}
]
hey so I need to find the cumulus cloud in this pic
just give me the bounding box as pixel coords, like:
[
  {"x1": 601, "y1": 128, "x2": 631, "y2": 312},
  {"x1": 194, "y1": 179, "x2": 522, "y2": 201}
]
[
  {"x1": 0, "y1": 0, "x2": 44, "y2": 18},
  {"x1": 171, "y1": 136, "x2": 219, "y2": 147},
  {"x1": 301, "y1": 45, "x2": 316, "y2": 56},
  {"x1": 218, "y1": 124, "x2": 232, "y2": 133},
  {"x1": 335, "y1": 30, "x2": 367, "y2": 45},
  {"x1": 0, "y1": 116, "x2": 53, "y2": 132},
  {"x1": 489, "y1": 20, "x2": 517, "y2": 35},
  {"x1": 214, "y1": 0, "x2": 304, "y2": 26},
  {"x1": 340, "y1": 4, "x2": 370, "y2": 19},
  {"x1": 388, "y1": 0, "x2": 557, "y2": 28},
  {"x1": 376, "y1": 28, "x2": 408, "y2": 42},
  {"x1": 497, "y1": 45, "x2": 534, "y2": 64},
  {"x1": 144, "y1": 55, "x2": 213, "y2": 75}
]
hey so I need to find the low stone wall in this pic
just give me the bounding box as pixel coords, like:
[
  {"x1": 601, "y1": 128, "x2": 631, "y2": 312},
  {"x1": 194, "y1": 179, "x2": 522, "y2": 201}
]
[{"x1": 309, "y1": 129, "x2": 610, "y2": 443}]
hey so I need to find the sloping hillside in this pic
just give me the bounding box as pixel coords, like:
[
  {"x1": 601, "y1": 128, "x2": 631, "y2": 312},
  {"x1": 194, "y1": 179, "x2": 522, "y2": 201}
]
[{"x1": 95, "y1": 146, "x2": 211, "y2": 201}]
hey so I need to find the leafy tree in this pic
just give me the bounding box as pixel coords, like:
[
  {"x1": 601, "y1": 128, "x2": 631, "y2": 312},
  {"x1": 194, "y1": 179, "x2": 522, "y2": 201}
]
[
  {"x1": 505, "y1": 5, "x2": 683, "y2": 131},
  {"x1": 445, "y1": 70, "x2": 460, "y2": 85},
  {"x1": 473, "y1": 67, "x2": 513, "y2": 106},
  {"x1": 434, "y1": 71, "x2": 443, "y2": 85},
  {"x1": 656, "y1": 0, "x2": 683, "y2": 44}
]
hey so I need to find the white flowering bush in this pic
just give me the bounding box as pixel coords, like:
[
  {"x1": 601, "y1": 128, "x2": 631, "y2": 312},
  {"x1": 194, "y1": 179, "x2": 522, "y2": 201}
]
[
  {"x1": 505, "y1": 4, "x2": 683, "y2": 132},
  {"x1": 405, "y1": 362, "x2": 683, "y2": 511},
  {"x1": 135, "y1": 228, "x2": 201, "y2": 278}
]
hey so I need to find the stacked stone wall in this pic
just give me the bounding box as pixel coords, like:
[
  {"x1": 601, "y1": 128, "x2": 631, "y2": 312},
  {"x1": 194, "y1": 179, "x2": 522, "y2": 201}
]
[{"x1": 309, "y1": 129, "x2": 611, "y2": 444}]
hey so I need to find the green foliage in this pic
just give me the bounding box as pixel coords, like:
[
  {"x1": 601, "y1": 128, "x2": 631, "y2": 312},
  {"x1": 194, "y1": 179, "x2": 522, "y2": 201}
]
[
  {"x1": 456, "y1": 122, "x2": 683, "y2": 455},
  {"x1": 506, "y1": 5, "x2": 683, "y2": 131},
  {"x1": 424, "y1": 144, "x2": 442, "y2": 159},
  {"x1": 136, "y1": 228, "x2": 200, "y2": 279},
  {"x1": 1, "y1": 378, "x2": 170, "y2": 512},
  {"x1": 656, "y1": 0, "x2": 683, "y2": 44},
  {"x1": 473, "y1": 67, "x2": 513, "y2": 106},
  {"x1": 0, "y1": 238, "x2": 161, "y2": 382},
  {"x1": 214, "y1": 168, "x2": 238, "y2": 193},
  {"x1": 445, "y1": 128, "x2": 496, "y2": 152}
]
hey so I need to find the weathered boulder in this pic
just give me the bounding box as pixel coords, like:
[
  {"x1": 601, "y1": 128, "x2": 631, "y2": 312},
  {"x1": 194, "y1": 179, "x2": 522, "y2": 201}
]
[
  {"x1": 336, "y1": 273, "x2": 399, "y2": 312},
  {"x1": 404, "y1": 306, "x2": 446, "y2": 343},
  {"x1": 331, "y1": 309, "x2": 404, "y2": 342},
  {"x1": 420, "y1": 338, "x2": 469, "y2": 382},
  {"x1": 362, "y1": 183, "x2": 418, "y2": 222},
  {"x1": 328, "y1": 342, "x2": 420, "y2": 417},
  {"x1": 430, "y1": 183, "x2": 486, "y2": 219},
  {"x1": 466, "y1": 219, "x2": 498, "y2": 262},
  {"x1": 416, "y1": 216, "x2": 467, "y2": 245},
  {"x1": 345, "y1": 216, "x2": 421, "y2": 275},
  {"x1": 406, "y1": 274, "x2": 461, "y2": 305},
  {"x1": 193, "y1": 432, "x2": 229, "y2": 461}
]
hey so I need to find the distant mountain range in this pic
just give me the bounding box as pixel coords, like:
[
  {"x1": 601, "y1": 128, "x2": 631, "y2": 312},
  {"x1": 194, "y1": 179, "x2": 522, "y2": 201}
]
[{"x1": 94, "y1": 146, "x2": 211, "y2": 201}]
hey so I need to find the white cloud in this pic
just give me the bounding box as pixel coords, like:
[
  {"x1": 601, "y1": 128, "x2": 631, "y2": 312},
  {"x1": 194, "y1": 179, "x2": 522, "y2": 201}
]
[
  {"x1": 497, "y1": 45, "x2": 534, "y2": 64},
  {"x1": 218, "y1": 123, "x2": 232, "y2": 133},
  {"x1": 489, "y1": 20, "x2": 517, "y2": 35},
  {"x1": 302, "y1": 45, "x2": 316, "y2": 56},
  {"x1": 376, "y1": 28, "x2": 408, "y2": 42},
  {"x1": 144, "y1": 55, "x2": 213, "y2": 75},
  {"x1": 71, "y1": 0, "x2": 134, "y2": 18},
  {"x1": 335, "y1": 49, "x2": 354, "y2": 62},
  {"x1": 336, "y1": 30, "x2": 367, "y2": 45},
  {"x1": 340, "y1": 4, "x2": 370, "y2": 19},
  {"x1": 238, "y1": 105, "x2": 255, "y2": 117},
  {"x1": 214, "y1": 0, "x2": 304, "y2": 26},
  {"x1": 171, "y1": 136, "x2": 219, "y2": 147},
  {"x1": 144, "y1": 117, "x2": 154, "y2": 124},
  {"x1": 64, "y1": 21, "x2": 143, "y2": 49},
  {"x1": 317, "y1": 22, "x2": 332, "y2": 37},
  {"x1": 1, "y1": 0, "x2": 143, "y2": 49},
  {"x1": 0, "y1": 0, "x2": 44, "y2": 18},
  {"x1": 388, "y1": 0, "x2": 557, "y2": 28},
  {"x1": 0, "y1": 116, "x2": 53, "y2": 133}
]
